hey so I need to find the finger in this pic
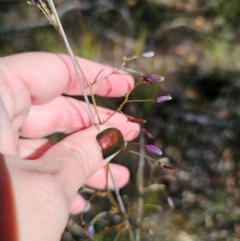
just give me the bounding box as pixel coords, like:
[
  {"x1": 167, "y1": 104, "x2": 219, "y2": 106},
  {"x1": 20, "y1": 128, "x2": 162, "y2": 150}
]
[
  {"x1": 19, "y1": 138, "x2": 54, "y2": 159},
  {"x1": 21, "y1": 96, "x2": 140, "y2": 140},
  {"x1": 69, "y1": 194, "x2": 86, "y2": 214},
  {"x1": 85, "y1": 163, "x2": 129, "y2": 190},
  {"x1": 37, "y1": 125, "x2": 125, "y2": 200},
  {"x1": 19, "y1": 139, "x2": 129, "y2": 215},
  {"x1": 19, "y1": 138, "x2": 129, "y2": 189},
  {"x1": 1, "y1": 52, "x2": 134, "y2": 105},
  {"x1": 69, "y1": 163, "x2": 130, "y2": 215}
]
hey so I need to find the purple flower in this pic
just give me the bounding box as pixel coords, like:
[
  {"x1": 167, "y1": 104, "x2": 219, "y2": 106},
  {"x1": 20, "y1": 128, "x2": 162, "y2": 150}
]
[
  {"x1": 155, "y1": 95, "x2": 172, "y2": 103},
  {"x1": 88, "y1": 225, "x2": 95, "y2": 238},
  {"x1": 146, "y1": 145, "x2": 162, "y2": 155},
  {"x1": 142, "y1": 51, "x2": 154, "y2": 58},
  {"x1": 139, "y1": 74, "x2": 164, "y2": 84}
]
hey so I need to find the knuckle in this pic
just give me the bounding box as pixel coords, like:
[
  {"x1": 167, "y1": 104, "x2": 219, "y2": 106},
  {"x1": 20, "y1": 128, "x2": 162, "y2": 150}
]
[{"x1": 61, "y1": 140, "x2": 97, "y2": 178}]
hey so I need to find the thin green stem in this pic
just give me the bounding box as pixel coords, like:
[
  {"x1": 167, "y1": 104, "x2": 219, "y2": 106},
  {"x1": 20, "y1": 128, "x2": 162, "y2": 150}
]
[
  {"x1": 107, "y1": 163, "x2": 135, "y2": 241},
  {"x1": 89, "y1": 211, "x2": 109, "y2": 227},
  {"x1": 128, "y1": 150, "x2": 158, "y2": 163},
  {"x1": 31, "y1": 1, "x2": 103, "y2": 124},
  {"x1": 113, "y1": 226, "x2": 128, "y2": 241},
  {"x1": 126, "y1": 99, "x2": 153, "y2": 103},
  {"x1": 105, "y1": 163, "x2": 120, "y2": 210},
  {"x1": 75, "y1": 60, "x2": 101, "y2": 123},
  {"x1": 103, "y1": 92, "x2": 129, "y2": 123},
  {"x1": 91, "y1": 61, "x2": 127, "y2": 86},
  {"x1": 103, "y1": 82, "x2": 142, "y2": 124},
  {"x1": 136, "y1": 133, "x2": 145, "y2": 241},
  {"x1": 47, "y1": 0, "x2": 96, "y2": 124}
]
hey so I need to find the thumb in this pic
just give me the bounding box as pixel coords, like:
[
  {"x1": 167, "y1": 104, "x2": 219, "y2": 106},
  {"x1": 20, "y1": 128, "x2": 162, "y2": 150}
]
[{"x1": 39, "y1": 125, "x2": 125, "y2": 197}]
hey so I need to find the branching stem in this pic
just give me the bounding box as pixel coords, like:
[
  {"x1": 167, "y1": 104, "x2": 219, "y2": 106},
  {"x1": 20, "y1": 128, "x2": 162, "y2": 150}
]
[{"x1": 47, "y1": 0, "x2": 96, "y2": 124}]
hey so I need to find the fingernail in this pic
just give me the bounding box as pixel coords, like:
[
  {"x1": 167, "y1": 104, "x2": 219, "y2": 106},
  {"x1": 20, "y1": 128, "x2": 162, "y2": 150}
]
[{"x1": 96, "y1": 128, "x2": 126, "y2": 159}]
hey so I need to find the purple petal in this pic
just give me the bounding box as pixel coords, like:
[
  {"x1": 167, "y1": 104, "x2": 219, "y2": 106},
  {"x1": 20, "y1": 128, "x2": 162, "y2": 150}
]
[
  {"x1": 146, "y1": 145, "x2": 162, "y2": 155},
  {"x1": 155, "y1": 95, "x2": 172, "y2": 103},
  {"x1": 88, "y1": 225, "x2": 95, "y2": 238},
  {"x1": 139, "y1": 74, "x2": 164, "y2": 84},
  {"x1": 142, "y1": 51, "x2": 154, "y2": 58}
]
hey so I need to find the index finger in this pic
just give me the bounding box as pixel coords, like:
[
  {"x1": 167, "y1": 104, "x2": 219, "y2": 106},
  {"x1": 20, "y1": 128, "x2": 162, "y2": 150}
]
[{"x1": 0, "y1": 52, "x2": 133, "y2": 104}]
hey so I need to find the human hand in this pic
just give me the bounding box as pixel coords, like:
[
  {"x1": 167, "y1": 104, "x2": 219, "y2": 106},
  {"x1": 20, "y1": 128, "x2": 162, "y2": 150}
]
[{"x1": 0, "y1": 52, "x2": 139, "y2": 241}]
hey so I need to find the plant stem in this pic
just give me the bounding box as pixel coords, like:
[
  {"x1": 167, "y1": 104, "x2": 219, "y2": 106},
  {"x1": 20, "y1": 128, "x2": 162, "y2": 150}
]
[
  {"x1": 103, "y1": 82, "x2": 142, "y2": 124},
  {"x1": 128, "y1": 150, "x2": 157, "y2": 163},
  {"x1": 126, "y1": 99, "x2": 153, "y2": 103},
  {"x1": 136, "y1": 133, "x2": 145, "y2": 241},
  {"x1": 47, "y1": 0, "x2": 96, "y2": 124},
  {"x1": 107, "y1": 164, "x2": 135, "y2": 241}
]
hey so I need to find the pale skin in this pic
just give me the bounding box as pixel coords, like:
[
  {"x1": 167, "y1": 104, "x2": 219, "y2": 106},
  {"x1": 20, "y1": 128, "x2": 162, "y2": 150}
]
[{"x1": 0, "y1": 52, "x2": 140, "y2": 241}]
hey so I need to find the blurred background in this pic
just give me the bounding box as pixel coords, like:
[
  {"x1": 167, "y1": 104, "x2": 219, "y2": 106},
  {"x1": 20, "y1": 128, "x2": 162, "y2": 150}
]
[{"x1": 1, "y1": 0, "x2": 240, "y2": 240}]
